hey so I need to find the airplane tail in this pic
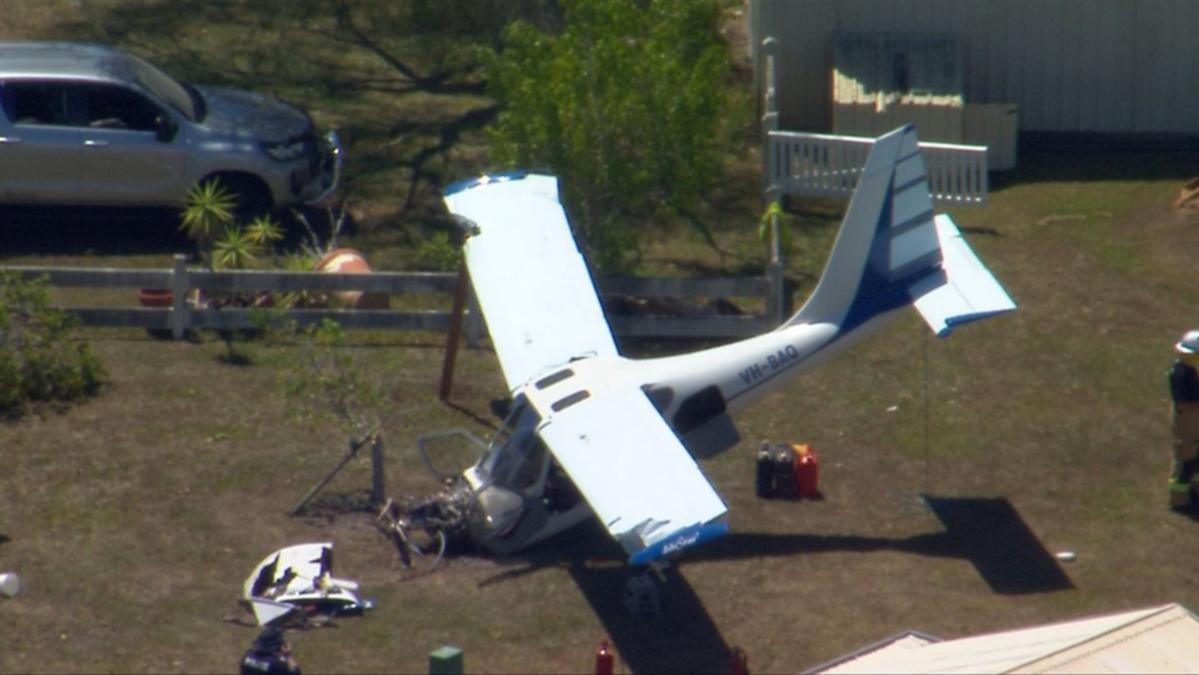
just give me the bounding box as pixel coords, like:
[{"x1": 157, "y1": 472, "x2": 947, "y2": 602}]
[{"x1": 786, "y1": 125, "x2": 1014, "y2": 338}]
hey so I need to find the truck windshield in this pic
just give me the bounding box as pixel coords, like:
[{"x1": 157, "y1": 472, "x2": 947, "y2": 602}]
[{"x1": 130, "y1": 54, "x2": 197, "y2": 121}]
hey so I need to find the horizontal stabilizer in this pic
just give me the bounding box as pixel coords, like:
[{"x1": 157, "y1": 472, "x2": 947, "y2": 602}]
[{"x1": 912, "y1": 215, "x2": 1016, "y2": 337}]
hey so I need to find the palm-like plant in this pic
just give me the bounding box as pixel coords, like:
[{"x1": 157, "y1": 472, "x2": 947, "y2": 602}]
[
  {"x1": 180, "y1": 180, "x2": 236, "y2": 263},
  {"x1": 212, "y1": 226, "x2": 260, "y2": 270},
  {"x1": 178, "y1": 179, "x2": 294, "y2": 364},
  {"x1": 244, "y1": 214, "x2": 285, "y2": 250}
]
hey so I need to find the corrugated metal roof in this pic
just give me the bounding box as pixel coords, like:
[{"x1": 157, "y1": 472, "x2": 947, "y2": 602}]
[
  {"x1": 1017, "y1": 604, "x2": 1199, "y2": 674},
  {"x1": 818, "y1": 604, "x2": 1199, "y2": 674}
]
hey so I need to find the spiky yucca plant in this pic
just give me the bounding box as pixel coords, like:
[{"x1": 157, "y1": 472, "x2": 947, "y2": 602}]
[
  {"x1": 244, "y1": 214, "x2": 285, "y2": 250},
  {"x1": 180, "y1": 180, "x2": 236, "y2": 265}
]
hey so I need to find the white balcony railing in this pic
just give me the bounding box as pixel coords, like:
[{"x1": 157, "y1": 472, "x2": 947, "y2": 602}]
[{"x1": 766, "y1": 130, "x2": 989, "y2": 206}]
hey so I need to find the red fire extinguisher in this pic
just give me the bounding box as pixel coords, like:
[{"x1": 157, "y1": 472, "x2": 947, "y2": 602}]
[
  {"x1": 595, "y1": 640, "x2": 614, "y2": 675},
  {"x1": 730, "y1": 646, "x2": 750, "y2": 675}
]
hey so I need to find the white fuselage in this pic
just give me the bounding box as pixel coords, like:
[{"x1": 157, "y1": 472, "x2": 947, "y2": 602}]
[{"x1": 630, "y1": 309, "x2": 902, "y2": 422}]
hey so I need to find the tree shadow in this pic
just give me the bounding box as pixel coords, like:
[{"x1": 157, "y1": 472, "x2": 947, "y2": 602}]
[{"x1": 72, "y1": 1, "x2": 502, "y2": 224}]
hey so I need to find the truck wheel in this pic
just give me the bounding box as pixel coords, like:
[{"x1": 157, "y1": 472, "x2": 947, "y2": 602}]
[{"x1": 218, "y1": 175, "x2": 273, "y2": 222}]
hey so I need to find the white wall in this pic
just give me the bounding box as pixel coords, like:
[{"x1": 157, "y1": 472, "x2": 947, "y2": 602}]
[{"x1": 752, "y1": 0, "x2": 1199, "y2": 134}]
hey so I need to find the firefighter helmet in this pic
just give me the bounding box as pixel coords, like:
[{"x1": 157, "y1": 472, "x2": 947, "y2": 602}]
[{"x1": 1175, "y1": 329, "x2": 1199, "y2": 355}]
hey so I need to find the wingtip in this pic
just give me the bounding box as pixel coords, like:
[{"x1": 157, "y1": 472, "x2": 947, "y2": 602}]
[
  {"x1": 443, "y1": 171, "x2": 532, "y2": 197},
  {"x1": 628, "y1": 521, "x2": 729, "y2": 566}
]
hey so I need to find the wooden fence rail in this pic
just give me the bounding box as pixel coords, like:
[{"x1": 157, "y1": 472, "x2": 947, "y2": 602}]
[{"x1": 3, "y1": 254, "x2": 785, "y2": 342}]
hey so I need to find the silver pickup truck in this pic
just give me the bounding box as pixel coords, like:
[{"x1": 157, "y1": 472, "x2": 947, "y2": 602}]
[{"x1": 0, "y1": 41, "x2": 341, "y2": 213}]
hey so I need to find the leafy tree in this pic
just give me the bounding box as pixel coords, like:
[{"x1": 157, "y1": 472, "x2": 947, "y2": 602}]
[{"x1": 486, "y1": 0, "x2": 734, "y2": 272}]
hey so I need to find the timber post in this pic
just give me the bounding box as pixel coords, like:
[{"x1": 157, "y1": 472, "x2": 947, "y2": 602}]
[{"x1": 369, "y1": 433, "x2": 386, "y2": 509}]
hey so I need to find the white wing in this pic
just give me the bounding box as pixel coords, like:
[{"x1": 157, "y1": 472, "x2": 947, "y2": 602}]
[
  {"x1": 446, "y1": 173, "x2": 727, "y2": 564},
  {"x1": 527, "y1": 364, "x2": 728, "y2": 564},
  {"x1": 444, "y1": 174, "x2": 618, "y2": 390}
]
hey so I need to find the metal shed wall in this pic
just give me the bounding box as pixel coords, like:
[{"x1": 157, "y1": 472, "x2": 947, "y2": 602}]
[{"x1": 750, "y1": 0, "x2": 1199, "y2": 135}]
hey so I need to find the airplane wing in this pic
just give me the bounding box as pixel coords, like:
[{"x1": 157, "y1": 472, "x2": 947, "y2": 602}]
[
  {"x1": 527, "y1": 367, "x2": 729, "y2": 565},
  {"x1": 443, "y1": 174, "x2": 619, "y2": 391},
  {"x1": 446, "y1": 173, "x2": 727, "y2": 565}
]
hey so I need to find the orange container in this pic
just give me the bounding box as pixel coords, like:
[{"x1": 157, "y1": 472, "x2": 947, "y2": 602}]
[
  {"x1": 314, "y1": 248, "x2": 389, "y2": 309},
  {"x1": 791, "y1": 443, "x2": 819, "y2": 499},
  {"x1": 137, "y1": 288, "x2": 173, "y2": 307}
]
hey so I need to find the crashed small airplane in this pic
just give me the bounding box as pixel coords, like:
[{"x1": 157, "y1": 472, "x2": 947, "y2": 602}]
[
  {"x1": 435, "y1": 126, "x2": 1015, "y2": 567},
  {"x1": 242, "y1": 542, "x2": 371, "y2": 626}
]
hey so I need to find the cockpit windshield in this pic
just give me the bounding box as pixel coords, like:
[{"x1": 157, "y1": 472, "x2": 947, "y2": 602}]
[{"x1": 482, "y1": 396, "x2": 548, "y2": 493}]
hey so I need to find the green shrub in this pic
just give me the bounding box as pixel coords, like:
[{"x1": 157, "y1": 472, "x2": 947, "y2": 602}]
[
  {"x1": 281, "y1": 318, "x2": 398, "y2": 442},
  {"x1": 409, "y1": 231, "x2": 462, "y2": 272},
  {"x1": 0, "y1": 272, "x2": 105, "y2": 418}
]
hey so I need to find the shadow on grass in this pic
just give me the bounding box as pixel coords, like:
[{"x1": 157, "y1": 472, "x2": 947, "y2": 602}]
[
  {"x1": 477, "y1": 495, "x2": 1071, "y2": 670},
  {"x1": 464, "y1": 496, "x2": 1073, "y2": 585},
  {"x1": 992, "y1": 138, "x2": 1199, "y2": 192},
  {"x1": 477, "y1": 521, "x2": 731, "y2": 673},
  {"x1": 686, "y1": 496, "x2": 1072, "y2": 595},
  {"x1": 922, "y1": 495, "x2": 1075, "y2": 595},
  {"x1": 0, "y1": 206, "x2": 192, "y2": 256},
  {"x1": 568, "y1": 562, "x2": 733, "y2": 675}
]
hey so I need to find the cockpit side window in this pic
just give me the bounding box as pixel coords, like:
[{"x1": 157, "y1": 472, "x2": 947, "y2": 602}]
[{"x1": 485, "y1": 397, "x2": 549, "y2": 494}]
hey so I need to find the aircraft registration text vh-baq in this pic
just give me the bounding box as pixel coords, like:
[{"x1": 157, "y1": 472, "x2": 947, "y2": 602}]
[{"x1": 440, "y1": 126, "x2": 1016, "y2": 568}]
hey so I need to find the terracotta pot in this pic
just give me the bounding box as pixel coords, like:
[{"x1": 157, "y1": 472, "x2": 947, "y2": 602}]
[
  {"x1": 137, "y1": 288, "x2": 173, "y2": 307},
  {"x1": 137, "y1": 288, "x2": 174, "y2": 339},
  {"x1": 313, "y1": 248, "x2": 388, "y2": 310}
]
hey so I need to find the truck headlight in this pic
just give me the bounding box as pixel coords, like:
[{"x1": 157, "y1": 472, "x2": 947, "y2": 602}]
[{"x1": 262, "y1": 139, "x2": 307, "y2": 162}]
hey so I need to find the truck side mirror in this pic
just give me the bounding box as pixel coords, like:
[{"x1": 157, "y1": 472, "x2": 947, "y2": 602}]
[{"x1": 154, "y1": 113, "x2": 177, "y2": 143}]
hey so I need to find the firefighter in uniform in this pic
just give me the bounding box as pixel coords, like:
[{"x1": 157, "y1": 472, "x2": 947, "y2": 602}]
[
  {"x1": 1168, "y1": 329, "x2": 1199, "y2": 511},
  {"x1": 239, "y1": 627, "x2": 301, "y2": 675}
]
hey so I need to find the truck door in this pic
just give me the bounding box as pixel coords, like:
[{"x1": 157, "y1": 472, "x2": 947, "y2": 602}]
[
  {"x1": 73, "y1": 83, "x2": 188, "y2": 206},
  {"x1": 0, "y1": 80, "x2": 82, "y2": 203}
]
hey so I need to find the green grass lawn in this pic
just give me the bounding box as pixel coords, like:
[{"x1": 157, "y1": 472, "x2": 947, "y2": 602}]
[
  {"x1": 6, "y1": 2, "x2": 1199, "y2": 673},
  {"x1": 4, "y1": 146, "x2": 1199, "y2": 673}
]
